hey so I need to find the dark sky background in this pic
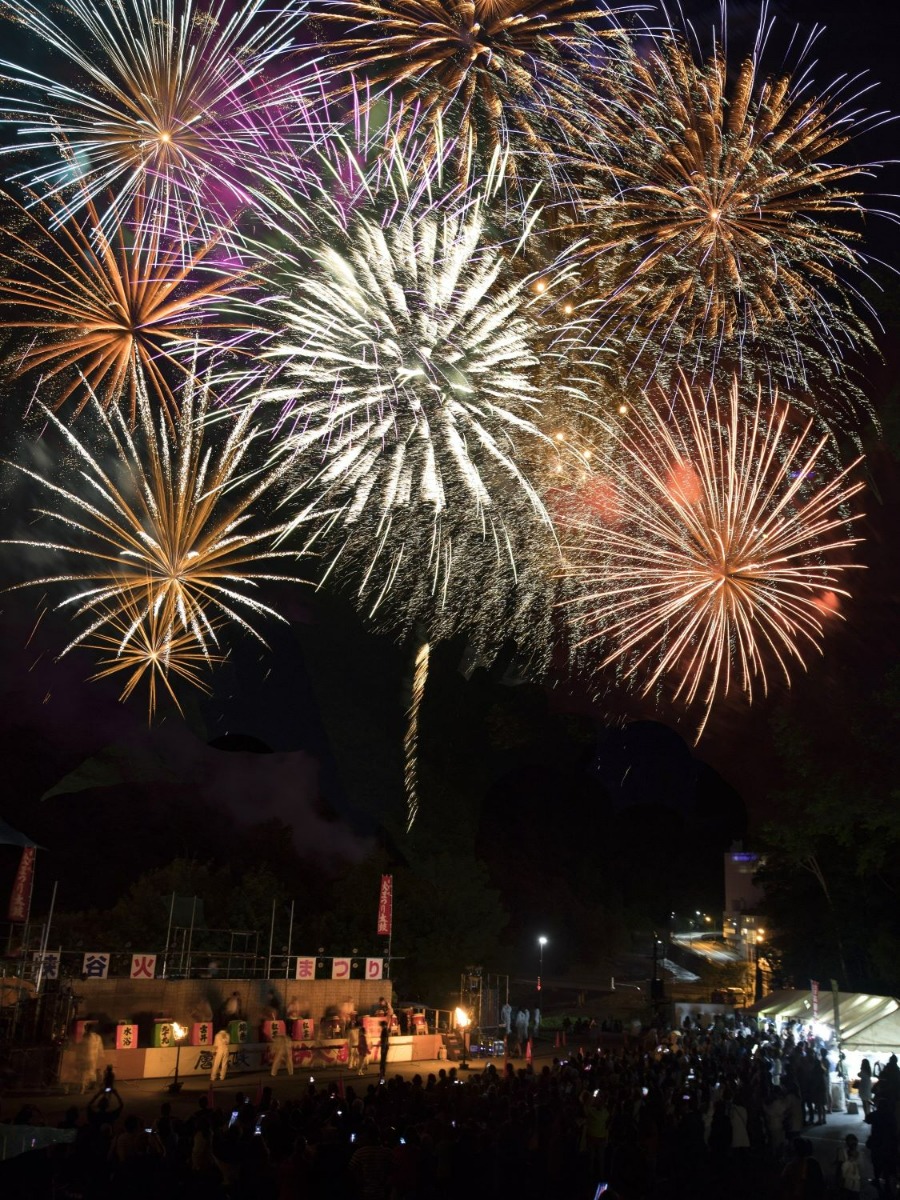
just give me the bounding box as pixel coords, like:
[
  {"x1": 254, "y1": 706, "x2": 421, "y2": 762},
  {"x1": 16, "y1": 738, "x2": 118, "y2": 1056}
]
[{"x1": 0, "y1": 0, "x2": 898, "y2": 931}]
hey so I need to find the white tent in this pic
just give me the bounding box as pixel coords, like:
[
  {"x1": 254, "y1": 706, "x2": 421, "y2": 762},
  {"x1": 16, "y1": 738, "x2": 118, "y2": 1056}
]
[
  {"x1": 753, "y1": 988, "x2": 899, "y2": 1041},
  {"x1": 751, "y1": 988, "x2": 900, "y2": 1075},
  {"x1": 843, "y1": 1010, "x2": 900, "y2": 1063}
]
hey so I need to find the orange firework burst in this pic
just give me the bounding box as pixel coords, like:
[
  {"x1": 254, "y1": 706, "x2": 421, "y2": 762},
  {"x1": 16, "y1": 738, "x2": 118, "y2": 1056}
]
[
  {"x1": 573, "y1": 26, "x2": 884, "y2": 370},
  {"x1": 562, "y1": 374, "x2": 865, "y2": 738},
  {"x1": 86, "y1": 595, "x2": 222, "y2": 718},
  {"x1": 0, "y1": 188, "x2": 245, "y2": 420},
  {"x1": 320, "y1": 0, "x2": 628, "y2": 180}
]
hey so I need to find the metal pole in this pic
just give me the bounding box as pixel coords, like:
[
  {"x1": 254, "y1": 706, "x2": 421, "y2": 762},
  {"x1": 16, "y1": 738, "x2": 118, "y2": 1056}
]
[
  {"x1": 31, "y1": 882, "x2": 58, "y2": 1044},
  {"x1": 185, "y1": 897, "x2": 197, "y2": 978},
  {"x1": 34, "y1": 881, "x2": 58, "y2": 994},
  {"x1": 266, "y1": 899, "x2": 276, "y2": 979},
  {"x1": 162, "y1": 893, "x2": 176, "y2": 979},
  {"x1": 832, "y1": 979, "x2": 847, "y2": 1105},
  {"x1": 285, "y1": 901, "x2": 294, "y2": 981}
]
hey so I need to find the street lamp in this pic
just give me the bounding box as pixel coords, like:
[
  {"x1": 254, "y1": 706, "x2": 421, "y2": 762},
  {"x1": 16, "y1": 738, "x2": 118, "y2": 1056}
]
[
  {"x1": 537, "y1": 936, "x2": 547, "y2": 994},
  {"x1": 754, "y1": 930, "x2": 766, "y2": 1003},
  {"x1": 168, "y1": 1022, "x2": 188, "y2": 1094},
  {"x1": 455, "y1": 1007, "x2": 470, "y2": 1071}
]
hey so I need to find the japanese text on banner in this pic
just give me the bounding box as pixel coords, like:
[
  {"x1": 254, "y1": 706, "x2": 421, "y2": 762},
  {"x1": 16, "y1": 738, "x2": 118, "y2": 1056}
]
[{"x1": 376, "y1": 874, "x2": 393, "y2": 936}]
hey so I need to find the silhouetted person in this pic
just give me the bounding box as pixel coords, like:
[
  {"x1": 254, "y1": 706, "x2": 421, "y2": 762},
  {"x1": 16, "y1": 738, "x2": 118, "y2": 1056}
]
[{"x1": 379, "y1": 1021, "x2": 389, "y2": 1081}]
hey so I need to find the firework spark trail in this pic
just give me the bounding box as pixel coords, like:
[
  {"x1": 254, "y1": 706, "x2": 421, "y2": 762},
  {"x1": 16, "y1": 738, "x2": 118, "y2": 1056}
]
[
  {"x1": 0, "y1": 0, "x2": 310, "y2": 232},
  {"x1": 568, "y1": 20, "x2": 891, "y2": 418},
  {"x1": 318, "y1": 0, "x2": 632, "y2": 186},
  {"x1": 0, "y1": 185, "x2": 248, "y2": 420},
  {"x1": 404, "y1": 640, "x2": 430, "y2": 830},
  {"x1": 239, "y1": 79, "x2": 469, "y2": 243},
  {"x1": 86, "y1": 593, "x2": 223, "y2": 717},
  {"x1": 562, "y1": 374, "x2": 865, "y2": 738},
  {"x1": 3, "y1": 372, "x2": 307, "y2": 664}
]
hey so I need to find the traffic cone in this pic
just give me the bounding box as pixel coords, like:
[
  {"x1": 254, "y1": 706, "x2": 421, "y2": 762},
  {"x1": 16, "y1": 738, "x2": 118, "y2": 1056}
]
[{"x1": 526, "y1": 1039, "x2": 533, "y2": 1065}]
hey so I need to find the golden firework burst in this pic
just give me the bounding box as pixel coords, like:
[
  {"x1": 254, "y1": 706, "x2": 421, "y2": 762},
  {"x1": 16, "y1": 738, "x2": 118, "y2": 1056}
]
[
  {"x1": 4, "y1": 373, "x2": 305, "y2": 664},
  {"x1": 86, "y1": 595, "x2": 223, "y2": 718},
  {"x1": 320, "y1": 0, "x2": 628, "y2": 182},
  {"x1": 562, "y1": 374, "x2": 865, "y2": 738},
  {"x1": 0, "y1": 187, "x2": 246, "y2": 420},
  {"x1": 572, "y1": 29, "x2": 881, "y2": 365}
]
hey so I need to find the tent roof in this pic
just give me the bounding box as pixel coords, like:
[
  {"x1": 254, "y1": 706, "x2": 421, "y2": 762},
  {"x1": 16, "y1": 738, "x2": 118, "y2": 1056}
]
[
  {"x1": 752, "y1": 988, "x2": 899, "y2": 1041},
  {"x1": 0, "y1": 817, "x2": 39, "y2": 848},
  {"x1": 841, "y1": 1009, "x2": 900, "y2": 1054}
]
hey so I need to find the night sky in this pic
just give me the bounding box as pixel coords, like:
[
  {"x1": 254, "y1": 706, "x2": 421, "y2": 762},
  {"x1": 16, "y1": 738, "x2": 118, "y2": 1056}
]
[{"x1": 0, "y1": 0, "x2": 898, "y2": 974}]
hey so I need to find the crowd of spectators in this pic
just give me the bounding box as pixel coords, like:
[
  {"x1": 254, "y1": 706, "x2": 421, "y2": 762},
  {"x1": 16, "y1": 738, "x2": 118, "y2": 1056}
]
[{"x1": 1, "y1": 1017, "x2": 896, "y2": 1200}]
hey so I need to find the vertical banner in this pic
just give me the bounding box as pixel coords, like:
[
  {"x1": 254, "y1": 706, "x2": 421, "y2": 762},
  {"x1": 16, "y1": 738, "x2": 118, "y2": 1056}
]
[
  {"x1": 8, "y1": 846, "x2": 36, "y2": 923},
  {"x1": 811, "y1": 979, "x2": 819, "y2": 1021},
  {"x1": 377, "y1": 874, "x2": 393, "y2": 936}
]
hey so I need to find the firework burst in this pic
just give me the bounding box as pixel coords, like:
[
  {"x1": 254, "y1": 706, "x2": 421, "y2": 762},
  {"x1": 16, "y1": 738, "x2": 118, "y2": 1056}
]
[
  {"x1": 319, "y1": 0, "x2": 629, "y2": 184},
  {"x1": 562, "y1": 374, "x2": 865, "y2": 738},
  {"x1": 0, "y1": 0, "x2": 308, "y2": 229},
  {"x1": 255, "y1": 193, "x2": 582, "y2": 640},
  {"x1": 3, "y1": 374, "x2": 306, "y2": 670},
  {"x1": 0, "y1": 187, "x2": 246, "y2": 420},
  {"x1": 570, "y1": 24, "x2": 887, "y2": 394},
  {"x1": 86, "y1": 595, "x2": 223, "y2": 717}
]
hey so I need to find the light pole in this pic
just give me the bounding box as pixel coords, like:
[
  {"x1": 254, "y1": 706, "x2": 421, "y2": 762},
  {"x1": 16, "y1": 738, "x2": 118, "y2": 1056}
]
[
  {"x1": 537, "y1": 936, "x2": 547, "y2": 995},
  {"x1": 754, "y1": 929, "x2": 766, "y2": 1003}
]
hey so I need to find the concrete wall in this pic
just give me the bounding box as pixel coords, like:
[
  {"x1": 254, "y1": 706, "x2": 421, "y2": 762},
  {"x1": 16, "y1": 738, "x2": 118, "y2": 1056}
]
[
  {"x1": 73, "y1": 977, "x2": 387, "y2": 1043},
  {"x1": 60, "y1": 1034, "x2": 445, "y2": 1085}
]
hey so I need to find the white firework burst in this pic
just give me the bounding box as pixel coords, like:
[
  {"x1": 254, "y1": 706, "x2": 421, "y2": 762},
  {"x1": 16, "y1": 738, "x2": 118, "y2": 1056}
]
[{"x1": 255, "y1": 196, "x2": 581, "y2": 635}]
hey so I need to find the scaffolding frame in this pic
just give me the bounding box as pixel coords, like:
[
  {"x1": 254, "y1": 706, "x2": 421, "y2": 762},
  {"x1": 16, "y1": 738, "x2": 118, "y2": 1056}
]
[{"x1": 459, "y1": 966, "x2": 509, "y2": 1037}]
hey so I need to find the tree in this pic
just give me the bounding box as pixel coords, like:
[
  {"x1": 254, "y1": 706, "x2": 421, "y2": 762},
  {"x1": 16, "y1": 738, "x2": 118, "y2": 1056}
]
[{"x1": 758, "y1": 664, "x2": 900, "y2": 992}]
